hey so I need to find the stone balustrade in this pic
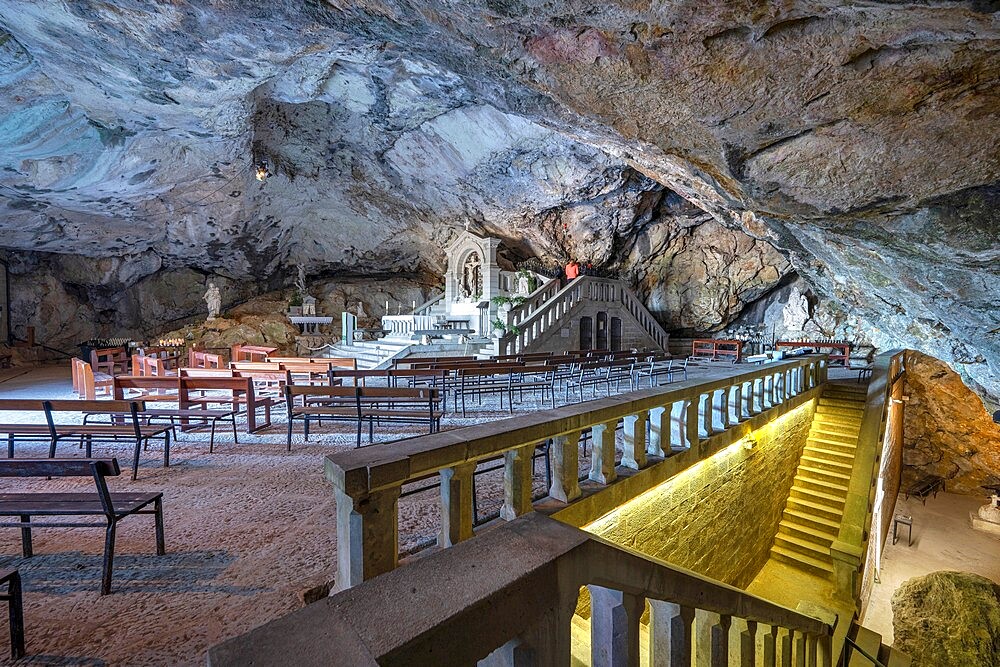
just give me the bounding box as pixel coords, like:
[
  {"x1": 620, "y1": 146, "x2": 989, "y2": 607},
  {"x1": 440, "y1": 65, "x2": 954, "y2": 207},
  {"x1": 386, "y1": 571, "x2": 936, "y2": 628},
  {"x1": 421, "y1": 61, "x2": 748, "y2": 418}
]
[
  {"x1": 381, "y1": 315, "x2": 437, "y2": 337},
  {"x1": 324, "y1": 354, "x2": 828, "y2": 589},
  {"x1": 209, "y1": 513, "x2": 835, "y2": 667}
]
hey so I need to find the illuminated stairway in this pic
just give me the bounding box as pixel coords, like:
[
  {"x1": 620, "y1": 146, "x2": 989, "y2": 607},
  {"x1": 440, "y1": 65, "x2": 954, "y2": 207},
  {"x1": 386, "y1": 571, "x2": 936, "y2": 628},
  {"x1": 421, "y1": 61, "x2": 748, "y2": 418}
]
[{"x1": 770, "y1": 383, "x2": 868, "y2": 576}]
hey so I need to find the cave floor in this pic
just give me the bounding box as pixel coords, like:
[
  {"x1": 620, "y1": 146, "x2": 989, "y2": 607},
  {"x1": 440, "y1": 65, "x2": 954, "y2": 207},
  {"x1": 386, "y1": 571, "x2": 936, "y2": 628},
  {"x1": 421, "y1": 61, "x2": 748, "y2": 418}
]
[
  {"x1": 0, "y1": 359, "x2": 779, "y2": 665},
  {"x1": 861, "y1": 491, "x2": 1000, "y2": 645}
]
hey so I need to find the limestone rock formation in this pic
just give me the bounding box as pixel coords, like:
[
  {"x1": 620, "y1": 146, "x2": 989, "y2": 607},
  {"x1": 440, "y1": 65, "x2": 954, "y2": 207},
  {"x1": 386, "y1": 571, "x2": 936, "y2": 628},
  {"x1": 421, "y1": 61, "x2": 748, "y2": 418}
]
[
  {"x1": 891, "y1": 571, "x2": 1000, "y2": 667},
  {"x1": 902, "y1": 351, "x2": 1000, "y2": 495},
  {"x1": 0, "y1": 1, "x2": 997, "y2": 403}
]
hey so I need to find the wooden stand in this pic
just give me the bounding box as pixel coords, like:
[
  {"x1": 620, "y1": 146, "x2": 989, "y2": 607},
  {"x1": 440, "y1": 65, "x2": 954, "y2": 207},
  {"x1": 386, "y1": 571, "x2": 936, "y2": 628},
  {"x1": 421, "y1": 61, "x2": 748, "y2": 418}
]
[{"x1": 691, "y1": 339, "x2": 743, "y2": 362}]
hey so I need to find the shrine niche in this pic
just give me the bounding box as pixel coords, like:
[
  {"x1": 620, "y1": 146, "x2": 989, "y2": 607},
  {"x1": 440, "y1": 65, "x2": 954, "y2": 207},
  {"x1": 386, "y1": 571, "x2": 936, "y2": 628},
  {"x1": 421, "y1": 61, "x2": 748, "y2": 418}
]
[
  {"x1": 460, "y1": 250, "x2": 483, "y2": 301},
  {"x1": 442, "y1": 229, "x2": 502, "y2": 330}
]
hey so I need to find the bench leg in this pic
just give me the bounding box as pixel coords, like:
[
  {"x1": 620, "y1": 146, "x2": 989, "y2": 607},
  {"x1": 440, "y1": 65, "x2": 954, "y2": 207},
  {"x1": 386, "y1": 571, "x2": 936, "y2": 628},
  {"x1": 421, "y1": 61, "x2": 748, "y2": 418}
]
[
  {"x1": 6, "y1": 435, "x2": 12, "y2": 459},
  {"x1": 131, "y1": 438, "x2": 142, "y2": 481},
  {"x1": 303, "y1": 417, "x2": 310, "y2": 441},
  {"x1": 101, "y1": 522, "x2": 117, "y2": 595},
  {"x1": 47, "y1": 437, "x2": 57, "y2": 459},
  {"x1": 6, "y1": 570, "x2": 24, "y2": 660},
  {"x1": 231, "y1": 416, "x2": 238, "y2": 445},
  {"x1": 163, "y1": 432, "x2": 170, "y2": 467},
  {"x1": 85, "y1": 434, "x2": 92, "y2": 458},
  {"x1": 154, "y1": 497, "x2": 166, "y2": 556},
  {"x1": 18, "y1": 515, "x2": 32, "y2": 558},
  {"x1": 286, "y1": 417, "x2": 294, "y2": 452}
]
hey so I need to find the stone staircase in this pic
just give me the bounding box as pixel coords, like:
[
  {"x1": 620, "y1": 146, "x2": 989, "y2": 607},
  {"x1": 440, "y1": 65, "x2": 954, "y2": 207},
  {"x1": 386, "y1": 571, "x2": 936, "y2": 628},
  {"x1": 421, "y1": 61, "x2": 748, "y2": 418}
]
[
  {"x1": 848, "y1": 623, "x2": 912, "y2": 667},
  {"x1": 771, "y1": 383, "x2": 868, "y2": 577}
]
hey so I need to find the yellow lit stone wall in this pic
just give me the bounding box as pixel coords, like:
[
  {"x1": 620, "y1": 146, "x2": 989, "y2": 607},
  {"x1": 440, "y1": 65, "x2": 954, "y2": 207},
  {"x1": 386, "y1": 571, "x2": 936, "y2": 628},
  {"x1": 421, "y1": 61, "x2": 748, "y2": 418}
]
[{"x1": 584, "y1": 399, "x2": 816, "y2": 589}]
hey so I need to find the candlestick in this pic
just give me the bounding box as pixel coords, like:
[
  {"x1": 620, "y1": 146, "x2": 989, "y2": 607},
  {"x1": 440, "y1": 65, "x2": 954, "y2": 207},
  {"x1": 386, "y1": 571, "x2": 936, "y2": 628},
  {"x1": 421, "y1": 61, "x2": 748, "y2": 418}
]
[{"x1": 385, "y1": 300, "x2": 389, "y2": 312}]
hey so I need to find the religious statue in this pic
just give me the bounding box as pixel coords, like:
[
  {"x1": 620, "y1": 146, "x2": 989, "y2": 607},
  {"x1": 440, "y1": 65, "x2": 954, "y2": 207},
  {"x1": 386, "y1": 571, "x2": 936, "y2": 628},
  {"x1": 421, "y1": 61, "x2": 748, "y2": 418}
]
[
  {"x1": 516, "y1": 273, "x2": 531, "y2": 296},
  {"x1": 782, "y1": 285, "x2": 811, "y2": 332},
  {"x1": 461, "y1": 251, "x2": 483, "y2": 300},
  {"x1": 295, "y1": 264, "x2": 307, "y2": 298},
  {"x1": 203, "y1": 282, "x2": 221, "y2": 321},
  {"x1": 355, "y1": 301, "x2": 367, "y2": 320}
]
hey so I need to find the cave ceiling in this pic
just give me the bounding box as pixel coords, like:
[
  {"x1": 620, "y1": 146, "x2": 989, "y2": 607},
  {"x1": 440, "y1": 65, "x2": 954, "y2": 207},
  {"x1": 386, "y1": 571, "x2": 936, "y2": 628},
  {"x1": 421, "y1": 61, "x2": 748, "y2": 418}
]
[{"x1": 0, "y1": 0, "x2": 997, "y2": 398}]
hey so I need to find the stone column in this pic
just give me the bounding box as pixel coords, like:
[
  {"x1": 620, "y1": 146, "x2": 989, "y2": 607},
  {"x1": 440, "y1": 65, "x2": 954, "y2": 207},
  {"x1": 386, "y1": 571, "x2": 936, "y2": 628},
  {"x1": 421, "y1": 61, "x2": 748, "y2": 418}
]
[
  {"x1": 697, "y1": 393, "x2": 712, "y2": 439},
  {"x1": 549, "y1": 431, "x2": 582, "y2": 502},
  {"x1": 648, "y1": 406, "x2": 667, "y2": 457},
  {"x1": 589, "y1": 585, "x2": 643, "y2": 667},
  {"x1": 710, "y1": 389, "x2": 727, "y2": 433},
  {"x1": 711, "y1": 614, "x2": 732, "y2": 667},
  {"x1": 649, "y1": 601, "x2": 694, "y2": 667},
  {"x1": 727, "y1": 384, "x2": 742, "y2": 425},
  {"x1": 740, "y1": 381, "x2": 753, "y2": 419},
  {"x1": 333, "y1": 485, "x2": 401, "y2": 590},
  {"x1": 793, "y1": 630, "x2": 805, "y2": 667},
  {"x1": 501, "y1": 444, "x2": 535, "y2": 520},
  {"x1": 622, "y1": 412, "x2": 648, "y2": 470},
  {"x1": 589, "y1": 421, "x2": 618, "y2": 485},
  {"x1": 740, "y1": 620, "x2": 757, "y2": 667},
  {"x1": 762, "y1": 625, "x2": 778, "y2": 667},
  {"x1": 439, "y1": 462, "x2": 476, "y2": 548}
]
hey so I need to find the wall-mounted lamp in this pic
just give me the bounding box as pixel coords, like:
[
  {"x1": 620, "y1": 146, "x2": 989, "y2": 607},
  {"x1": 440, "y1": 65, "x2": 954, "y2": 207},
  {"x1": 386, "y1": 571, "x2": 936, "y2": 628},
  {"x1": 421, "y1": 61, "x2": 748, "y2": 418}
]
[{"x1": 255, "y1": 161, "x2": 270, "y2": 182}]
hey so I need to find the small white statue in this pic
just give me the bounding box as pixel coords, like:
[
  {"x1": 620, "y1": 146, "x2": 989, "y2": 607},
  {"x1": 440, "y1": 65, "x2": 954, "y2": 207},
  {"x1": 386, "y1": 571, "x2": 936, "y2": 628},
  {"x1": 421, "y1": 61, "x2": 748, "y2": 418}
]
[
  {"x1": 516, "y1": 273, "x2": 531, "y2": 296},
  {"x1": 203, "y1": 282, "x2": 221, "y2": 321},
  {"x1": 782, "y1": 286, "x2": 811, "y2": 332},
  {"x1": 355, "y1": 301, "x2": 366, "y2": 320}
]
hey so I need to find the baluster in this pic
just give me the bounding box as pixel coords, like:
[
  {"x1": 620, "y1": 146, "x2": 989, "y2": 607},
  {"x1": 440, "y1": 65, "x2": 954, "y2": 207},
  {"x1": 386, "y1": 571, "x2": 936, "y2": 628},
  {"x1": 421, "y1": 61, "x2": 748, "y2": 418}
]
[
  {"x1": 793, "y1": 630, "x2": 805, "y2": 667},
  {"x1": 727, "y1": 384, "x2": 742, "y2": 425},
  {"x1": 740, "y1": 381, "x2": 753, "y2": 419},
  {"x1": 710, "y1": 388, "x2": 727, "y2": 433},
  {"x1": 622, "y1": 411, "x2": 648, "y2": 469},
  {"x1": 762, "y1": 375, "x2": 774, "y2": 409},
  {"x1": 817, "y1": 633, "x2": 832, "y2": 667},
  {"x1": 805, "y1": 635, "x2": 817, "y2": 667},
  {"x1": 589, "y1": 586, "x2": 643, "y2": 667},
  {"x1": 649, "y1": 601, "x2": 694, "y2": 667},
  {"x1": 685, "y1": 398, "x2": 700, "y2": 449},
  {"x1": 740, "y1": 620, "x2": 757, "y2": 667},
  {"x1": 548, "y1": 430, "x2": 582, "y2": 502},
  {"x1": 711, "y1": 614, "x2": 731, "y2": 667},
  {"x1": 589, "y1": 420, "x2": 618, "y2": 484},
  {"x1": 762, "y1": 625, "x2": 778, "y2": 666},
  {"x1": 647, "y1": 406, "x2": 667, "y2": 457},
  {"x1": 501, "y1": 444, "x2": 535, "y2": 520},
  {"x1": 438, "y1": 461, "x2": 476, "y2": 547},
  {"x1": 697, "y1": 392, "x2": 712, "y2": 439},
  {"x1": 331, "y1": 484, "x2": 401, "y2": 590},
  {"x1": 779, "y1": 628, "x2": 792, "y2": 667}
]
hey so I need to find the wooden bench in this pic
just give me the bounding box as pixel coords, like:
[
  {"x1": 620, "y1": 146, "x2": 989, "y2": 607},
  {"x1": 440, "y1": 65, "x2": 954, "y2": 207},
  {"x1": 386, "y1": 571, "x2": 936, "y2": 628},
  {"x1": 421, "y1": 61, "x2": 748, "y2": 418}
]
[
  {"x1": 71, "y1": 358, "x2": 112, "y2": 398},
  {"x1": 905, "y1": 475, "x2": 946, "y2": 504},
  {"x1": 188, "y1": 350, "x2": 224, "y2": 369},
  {"x1": 110, "y1": 376, "x2": 238, "y2": 452},
  {"x1": 285, "y1": 386, "x2": 362, "y2": 449},
  {"x1": 230, "y1": 344, "x2": 278, "y2": 363},
  {"x1": 0, "y1": 568, "x2": 23, "y2": 659},
  {"x1": 358, "y1": 387, "x2": 442, "y2": 443},
  {"x1": 0, "y1": 400, "x2": 171, "y2": 480},
  {"x1": 90, "y1": 347, "x2": 129, "y2": 376},
  {"x1": 0, "y1": 458, "x2": 165, "y2": 595},
  {"x1": 179, "y1": 377, "x2": 274, "y2": 433}
]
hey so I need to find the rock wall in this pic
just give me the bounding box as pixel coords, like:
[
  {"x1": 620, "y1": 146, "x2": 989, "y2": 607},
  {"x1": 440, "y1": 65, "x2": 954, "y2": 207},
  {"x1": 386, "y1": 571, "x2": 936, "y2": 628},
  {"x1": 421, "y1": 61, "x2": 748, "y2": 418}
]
[{"x1": 902, "y1": 351, "x2": 1000, "y2": 496}]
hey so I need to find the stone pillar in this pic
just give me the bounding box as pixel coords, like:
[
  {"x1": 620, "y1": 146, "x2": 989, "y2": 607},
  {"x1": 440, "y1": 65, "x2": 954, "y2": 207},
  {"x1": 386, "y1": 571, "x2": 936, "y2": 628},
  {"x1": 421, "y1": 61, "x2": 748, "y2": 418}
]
[
  {"x1": 752, "y1": 378, "x2": 765, "y2": 414},
  {"x1": 648, "y1": 406, "x2": 667, "y2": 457},
  {"x1": 762, "y1": 625, "x2": 778, "y2": 667},
  {"x1": 334, "y1": 485, "x2": 401, "y2": 590},
  {"x1": 779, "y1": 628, "x2": 792, "y2": 667},
  {"x1": 740, "y1": 381, "x2": 753, "y2": 419},
  {"x1": 649, "y1": 601, "x2": 694, "y2": 667},
  {"x1": 697, "y1": 393, "x2": 712, "y2": 439},
  {"x1": 622, "y1": 412, "x2": 648, "y2": 470},
  {"x1": 590, "y1": 421, "x2": 618, "y2": 485},
  {"x1": 439, "y1": 462, "x2": 476, "y2": 548},
  {"x1": 549, "y1": 431, "x2": 582, "y2": 502},
  {"x1": 589, "y1": 585, "x2": 643, "y2": 667},
  {"x1": 793, "y1": 630, "x2": 805, "y2": 667},
  {"x1": 501, "y1": 444, "x2": 535, "y2": 520},
  {"x1": 763, "y1": 375, "x2": 774, "y2": 409},
  {"x1": 805, "y1": 635, "x2": 818, "y2": 667}
]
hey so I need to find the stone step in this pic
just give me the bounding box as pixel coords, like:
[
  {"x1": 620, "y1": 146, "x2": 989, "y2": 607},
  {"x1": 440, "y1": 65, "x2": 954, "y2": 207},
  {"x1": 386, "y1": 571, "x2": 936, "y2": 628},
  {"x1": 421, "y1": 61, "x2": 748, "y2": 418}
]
[
  {"x1": 808, "y1": 434, "x2": 860, "y2": 451},
  {"x1": 778, "y1": 519, "x2": 837, "y2": 545},
  {"x1": 815, "y1": 404, "x2": 865, "y2": 419},
  {"x1": 799, "y1": 463, "x2": 853, "y2": 483},
  {"x1": 783, "y1": 508, "x2": 841, "y2": 533},
  {"x1": 879, "y1": 644, "x2": 913, "y2": 667},
  {"x1": 793, "y1": 473, "x2": 849, "y2": 494},
  {"x1": 801, "y1": 454, "x2": 854, "y2": 473},
  {"x1": 790, "y1": 485, "x2": 847, "y2": 508},
  {"x1": 803, "y1": 445, "x2": 856, "y2": 463},
  {"x1": 786, "y1": 496, "x2": 844, "y2": 522},
  {"x1": 811, "y1": 415, "x2": 863, "y2": 430},
  {"x1": 819, "y1": 397, "x2": 866, "y2": 409},
  {"x1": 769, "y1": 544, "x2": 834, "y2": 576},
  {"x1": 773, "y1": 533, "x2": 832, "y2": 562},
  {"x1": 807, "y1": 429, "x2": 858, "y2": 444}
]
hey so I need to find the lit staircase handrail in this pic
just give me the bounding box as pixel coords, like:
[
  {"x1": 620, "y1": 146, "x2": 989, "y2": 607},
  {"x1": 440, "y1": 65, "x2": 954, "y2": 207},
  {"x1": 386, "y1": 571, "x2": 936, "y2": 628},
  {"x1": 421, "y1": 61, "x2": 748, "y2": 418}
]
[{"x1": 830, "y1": 349, "x2": 907, "y2": 600}]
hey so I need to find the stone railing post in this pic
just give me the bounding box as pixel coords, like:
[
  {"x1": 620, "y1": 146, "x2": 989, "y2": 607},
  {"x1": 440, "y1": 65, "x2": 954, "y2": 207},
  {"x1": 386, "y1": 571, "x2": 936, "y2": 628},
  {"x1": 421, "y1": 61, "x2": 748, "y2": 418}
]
[
  {"x1": 727, "y1": 384, "x2": 742, "y2": 425},
  {"x1": 740, "y1": 620, "x2": 758, "y2": 667},
  {"x1": 589, "y1": 585, "x2": 643, "y2": 667},
  {"x1": 590, "y1": 421, "x2": 618, "y2": 484},
  {"x1": 762, "y1": 625, "x2": 778, "y2": 666},
  {"x1": 332, "y1": 485, "x2": 401, "y2": 590},
  {"x1": 439, "y1": 462, "x2": 476, "y2": 547},
  {"x1": 830, "y1": 540, "x2": 863, "y2": 603},
  {"x1": 501, "y1": 444, "x2": 535, "y2": 520},
  {"x1": 549, "y1": 431, "x2": 582, "y2": 502},
  {"x1": 649, "y1": 601, "x2": 694, "y2": 667},
  {"x1": 710, "y1": 389, "x2": 727, "y2": 433},
  {"x1": 622, "y1": 411, "x2": 648, "y2": 469},
  {"x1": 685, "y1": 399, "x2": 699, "y2": 449},
  {"x1": 711, "y1": 614, "x2": 732, "y2": 667},
  {"x1": 697, "y1": 393, "x2": 712, "y2": 439}
]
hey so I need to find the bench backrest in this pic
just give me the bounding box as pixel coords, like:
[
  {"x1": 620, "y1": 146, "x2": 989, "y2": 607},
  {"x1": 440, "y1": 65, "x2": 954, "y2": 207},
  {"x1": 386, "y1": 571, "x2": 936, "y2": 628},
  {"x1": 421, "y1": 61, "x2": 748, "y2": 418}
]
[
  {"x1": 270, "y1": 357, "x2": 357, "y2": 370},
  {"x1": 47, "y1": 399, "x2": 146, "y2": 413},
  {"x1": 179, "y1": 376, "x2": 254, "y2": 393},
  {"x1": 0, "y1": 399, "x2": 48, "y2": 412},
  {"x1": 0, "y1": 457, "x2": 120, "y2": 478},
  {"x1": 359, "y1": 387, "x2": 439, "y2": 402},
  {"x1": 179, "y1": 368, "x2": 236, "y2": 378},
  {"x1": 113, "y1": 376, "x2": 178, "y2": 398},
  {"x1": 188, "y1": 350, "x2": 224, "y2": 369},
  {"x1": 231, "y1": 362, "x2": 283, "y2": 371}
]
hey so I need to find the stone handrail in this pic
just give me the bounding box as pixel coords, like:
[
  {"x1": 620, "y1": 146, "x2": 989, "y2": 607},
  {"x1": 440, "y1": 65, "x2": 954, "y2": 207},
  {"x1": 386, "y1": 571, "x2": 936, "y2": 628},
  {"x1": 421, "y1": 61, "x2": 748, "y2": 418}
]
[
  {"x1": 830, "y1": 350, "x2": 907, "y2": 603},
  {"x1": 504, "y1": 276, "x2": 561, "y2": 327},
  {"x1": 208, "y1": 513, "x2": 834, "y2": 667},
  {"x1": 412, "y1": 293, "x2": 444, "y2": 316},
  {"x1": 501, "y1": 276, "x2": 669, "y2": 354},
  {"x1": 325, "y1": 354, "x2": 828, "y2": 588}
]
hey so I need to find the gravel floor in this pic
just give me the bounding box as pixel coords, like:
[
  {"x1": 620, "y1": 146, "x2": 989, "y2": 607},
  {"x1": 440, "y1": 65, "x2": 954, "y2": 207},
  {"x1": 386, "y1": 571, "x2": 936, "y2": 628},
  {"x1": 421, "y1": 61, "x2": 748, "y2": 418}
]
[{"x1": 0, "y1": 361, "x2": 765, "y2": 665}]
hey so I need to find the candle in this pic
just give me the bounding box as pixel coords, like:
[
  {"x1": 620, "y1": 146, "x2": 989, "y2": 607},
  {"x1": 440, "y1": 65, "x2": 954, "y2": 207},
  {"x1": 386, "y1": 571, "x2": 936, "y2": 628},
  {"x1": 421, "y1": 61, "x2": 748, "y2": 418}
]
[
  {"x1": 385, "y1": 300, "x2": 389, "y2": 312},
  {"x1": 412, "y1": 300, "x2": 416, "y2": 311}
]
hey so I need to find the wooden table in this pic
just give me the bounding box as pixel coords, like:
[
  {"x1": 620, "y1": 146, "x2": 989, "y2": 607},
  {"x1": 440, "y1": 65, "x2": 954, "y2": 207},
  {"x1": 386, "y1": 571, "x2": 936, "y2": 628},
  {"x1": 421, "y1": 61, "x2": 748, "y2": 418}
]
[
  {"x1": 775, "y1": 340, "x2": 851, "y2": 366},
  {"x1": 691, "y1": 339, "x2": 743, "y2": 362}
]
